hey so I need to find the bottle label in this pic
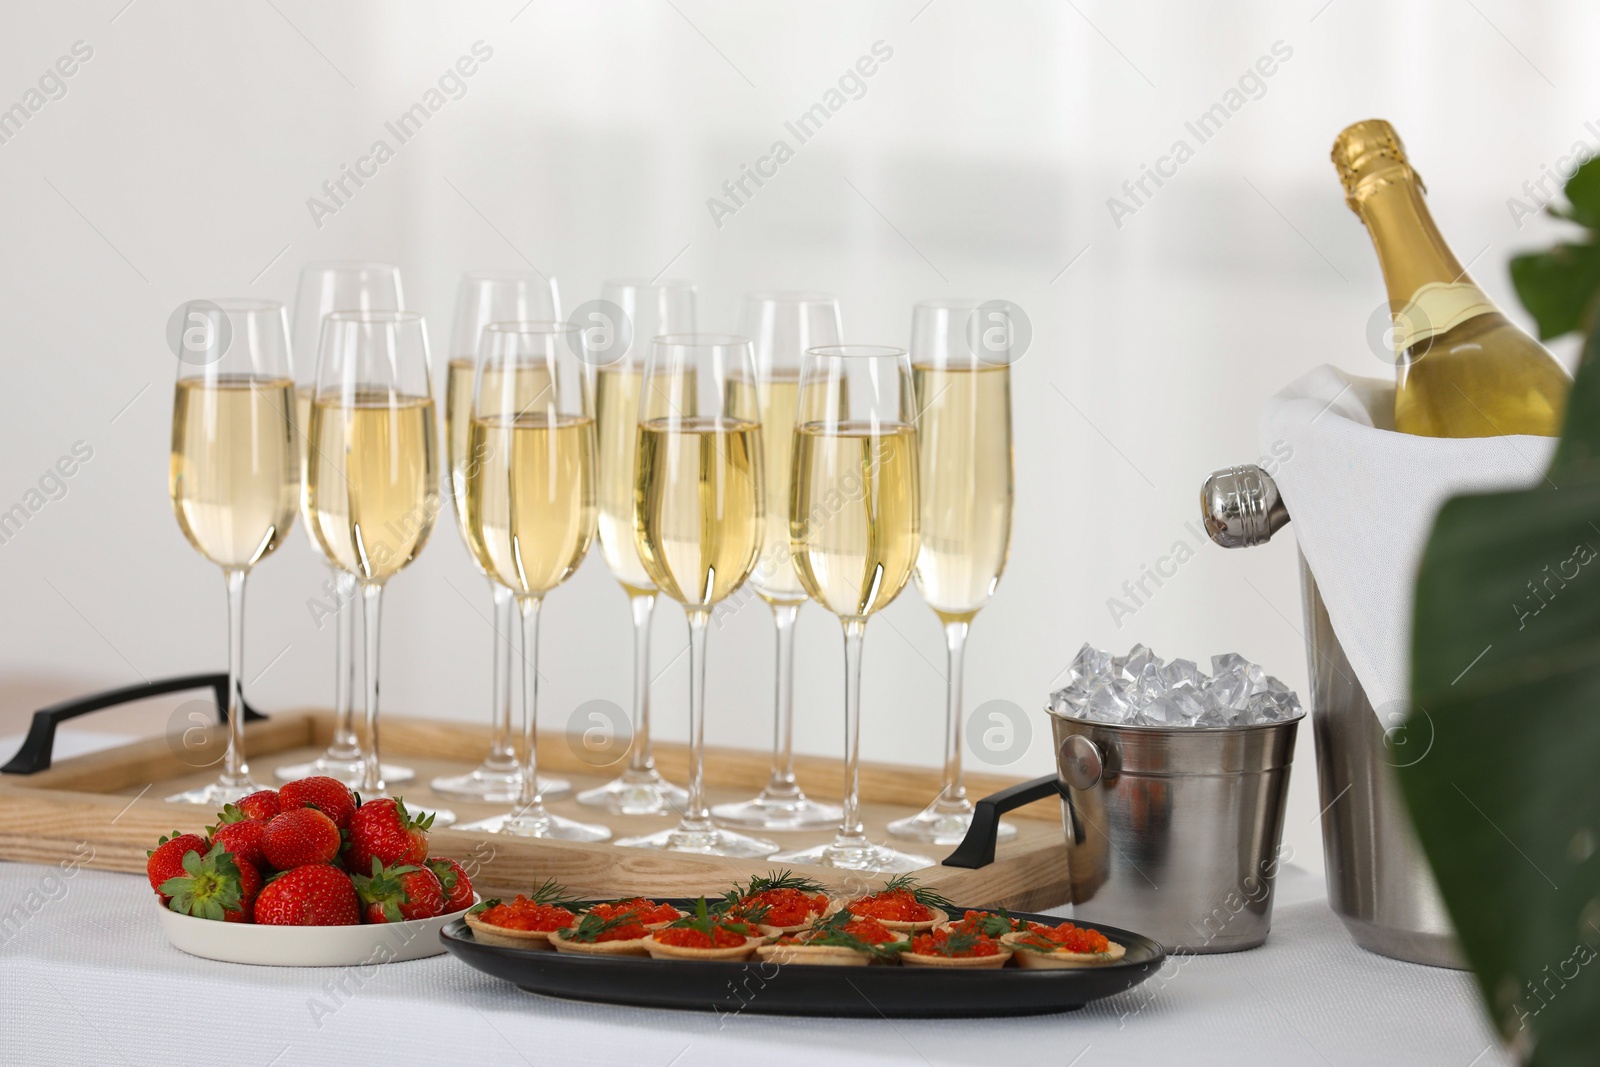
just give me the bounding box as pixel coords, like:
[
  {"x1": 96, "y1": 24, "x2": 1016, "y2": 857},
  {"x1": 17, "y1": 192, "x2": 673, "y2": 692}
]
[{"x1": 1392, "y1": 281, "x2": 1496, "y2": 354}]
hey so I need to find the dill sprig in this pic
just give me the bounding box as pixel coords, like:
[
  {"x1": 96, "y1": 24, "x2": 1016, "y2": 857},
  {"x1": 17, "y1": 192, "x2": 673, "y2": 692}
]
[
  {"x1": 878, "y1": 874, "x2": 955, "y2": 914},
  {"x1": 559, "y1": 907, "x2": 644, "y2": 943},
  {"x1": 958, "y1": 909, "x2": 1027, "y2": 938},
  {"x1": 919, "y1": 927, "x2": 984, "y2": 958},
  {"x1": 527, "y1": 878, "x2": 588, "y2": 912},
  {"x1": 742, "y1": 869, "x2": 829, "y2": 896},
  {"x1": 710, "y1": 887, "x2": 771, "y2": 926},
  {"x1": 666, "y1": 896, "x2": 759, "y2": 939},
  {"x1": 789, "y1": 908, "x2": 907, "y2": 961}
]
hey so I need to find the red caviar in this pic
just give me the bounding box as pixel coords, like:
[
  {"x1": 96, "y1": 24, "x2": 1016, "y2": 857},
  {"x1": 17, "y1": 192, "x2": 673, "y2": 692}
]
[
  {"x1": 910, "y1": 928, "x2": 1003, "y2": 958},
  {"x1": 475, "y1": 896, "x2": 575, "y2": 932},
  {"x1": 733, "y1": 888, "x2": 828, "y2": 927},
  {"x1": 587, "y1": 920, "x2": 649, "y2": 942},
  {"x1": 952, "y1": 910, "x2": 1027, "y2": 935},
  {"x1": 775, "y1": 915, "x2": 898, "y2": 947},
  {"x1": 1018, "y1": 921, "x2": 1111, "y2": 955},
  {"x1": 653, "y1": 926, "x2": 749, "y2": 950},
  {"x1": 850, "y1": 889, "x2": 935, "y2": 923},
  {"x1": 841, "y1": 917, "x2": 897, "y2": 944},
  {"x1": 591, "y1": 899, "x2": 680, "y2": 926}
]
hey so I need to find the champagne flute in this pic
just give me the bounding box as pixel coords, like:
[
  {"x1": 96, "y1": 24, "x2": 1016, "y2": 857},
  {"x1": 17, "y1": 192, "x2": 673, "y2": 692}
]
[
  {"x1": 889, "y1": 300, "x2": 1018, "y2": 844},
  {"x1": 772, "y1": 345, "x2": 930, "y2": 872},
  {"x1": 432, "y1": 270, "x2": 571, "y2": 804},
  {"x1": 278, "y1": 261, "x2": 409, "y2": 784},
  {"x1": 711, "y1": 293, "x2": 845, "y2": 832},
  {"x1": 167, "y1": 299, "x2": 298, "y2": 805},
  {"x1": 454, "y1": 323, "x2": 610, "y2": 841},
  {"x1": 575, "y1": 279, "x2": 696, "y2": 816},
  {"x1": 615, "y1": 334, "x2": 777, "y2": 857},
  {"x1": 304, "y1": 311, "x2": 439, "y2": 799}
]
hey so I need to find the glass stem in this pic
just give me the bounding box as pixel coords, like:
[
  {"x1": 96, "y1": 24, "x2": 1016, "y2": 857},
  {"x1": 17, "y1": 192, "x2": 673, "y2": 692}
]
[
  {"x1": 516, "y1": 595, "x2": 545, "y2": 811},
  {"x1": 328, "y1": 568, "x2": 360, "y2": 760},
  {"x1": 487, "y1": 582, "x2": 517, "y2": 769},
  {"x1": 763, "y1": 602, "x2": 802, "y2": 797},
  {"x1": 836, "y1": 617, "x2": 868, "y2": 846},
  {"x1": 936, "y1": 619, "x2": 971, "y2": 809},
  {"x1": 359, "y1": 582, "x2": 384, "y2": 794},
  {"x1": 626, "y1": 592, "x2": 657, "y2": 778},
  {"x1": 221, "y1": 567, "x2": 250, "y2": 788},
  {"x1": 681, "y1": 608, "x2": 712, "y2": 826}
]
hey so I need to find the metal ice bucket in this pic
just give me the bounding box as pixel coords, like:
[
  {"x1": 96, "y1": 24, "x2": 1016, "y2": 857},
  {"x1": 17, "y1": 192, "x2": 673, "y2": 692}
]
[
  {"x1": 1048, "y1": 712, "x2": 1301, "y2": 953},
  {"x1": 1201, "y1": 464, "x2": 1465, "y2": 969}
]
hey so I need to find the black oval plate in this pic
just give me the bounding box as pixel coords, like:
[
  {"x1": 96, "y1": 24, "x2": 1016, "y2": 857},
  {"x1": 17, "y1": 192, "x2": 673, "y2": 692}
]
[{"x1": 440, "y1": 903, "x2": 1166, "y2": 1018}]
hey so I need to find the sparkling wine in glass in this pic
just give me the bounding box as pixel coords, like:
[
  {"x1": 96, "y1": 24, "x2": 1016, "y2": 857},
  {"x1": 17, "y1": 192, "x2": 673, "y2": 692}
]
[
  {"x1": 772, "y1": 345, "x2": 930, "y2": 872},
  {"x1": 167, "y1": 299, "x2": 298, "y2": 805},
  {"x1": 574, "y1": 279, "x2": 696, "y2": 816},
  {"x1": 303, "y1": 310, "x2": 444, "y2": 815},
  {"x1": 453, "y1": 323, "x2": 610, "y2": 841},
  {"x1": 888, "y1": 300, "x2": 1018, "y2": 845},
  {"x1": 711, "y1": 293, "x2": 845, "y2": 832},
  {"x1": 615, "y1": 334, "x2": 777, "y2": 857},
  {"x1": 432, "y1": 269, "x2": 572, "y2": 804},
  {"x1": 278, "y1": 261, "x2": 409, "y2": 785}
]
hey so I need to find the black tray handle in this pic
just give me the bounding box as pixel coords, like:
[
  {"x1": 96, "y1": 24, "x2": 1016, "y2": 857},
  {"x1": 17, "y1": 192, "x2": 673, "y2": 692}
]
[
  {"x1": 1, "y1": 673, "x2": 266, "y2": 775},
  {"x1": 940, "y1": 774, "x2": 1066, "y2": 869}
]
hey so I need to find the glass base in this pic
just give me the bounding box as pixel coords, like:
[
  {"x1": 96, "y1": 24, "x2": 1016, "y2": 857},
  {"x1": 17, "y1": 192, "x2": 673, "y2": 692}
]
[
  {"x1": 457, "y1": 808, "x2": 610, "y2": 842},
  {"x1": 615, "y1": 822, "x2": 779, "y2": 858},
  {"x1": 164, "y1": 777, "x2": 260, "y2": 807},
  {"x1": 273, "y1": 756, "x2": 415, "y2": 787},
  {"x1": 431, "y1": 763, "x2": 570, "y2": 803},
  {"x1": 771, "y1": 838, "x2": 933, "y2": 873},
  {"x1": 886, "y1": 802, "x2": 1018, "y2": 846},
  {"x1": 575, "y1": 769, "x2": 687, "y2": 816},
  {"x1": 711, "y1": 789, "x2": 842, "y2": 832}
]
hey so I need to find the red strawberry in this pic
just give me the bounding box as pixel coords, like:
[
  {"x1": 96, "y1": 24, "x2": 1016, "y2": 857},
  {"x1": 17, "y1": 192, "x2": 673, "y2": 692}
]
[
  {"x1": 262, "y1": 807, "x2": 341, "y2": 869},
  {"x1": 234, "y1": 790, "x2": 281, "y2": 822},
  {"x1": 254, "y1": 864, "x2": 360, "y2": 926},
  {"x1": 208, "y1": 809, "x2": 268, "y2": 870},
  {"x1": 344, "y1": 798, "x2": 431, "y2": 874},
  {"x1": 147, "y1": 832, "x2": 209, "y2": 901},
  {"x1": 160, "y1": 843, "x2": 262, "y2": 923},
  {"x1": 425, "y1": 858, "x2": 474, "y2": 913},
  {"x1": 352, "y1": 858, "x2": 446, "y2": 923},
  {"x1": 279, "y1": 776, "x2": 357, "y2": 830}
]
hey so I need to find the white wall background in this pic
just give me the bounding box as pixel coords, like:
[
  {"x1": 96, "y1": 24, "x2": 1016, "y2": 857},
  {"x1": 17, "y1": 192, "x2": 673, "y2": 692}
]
[{"x1": 2, "y1": 0, "x2": 1596, "y2": 874}]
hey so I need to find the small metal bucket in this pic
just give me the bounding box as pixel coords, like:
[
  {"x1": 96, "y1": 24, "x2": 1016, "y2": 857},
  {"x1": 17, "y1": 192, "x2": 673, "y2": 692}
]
[{"x1": 1048, "y1": 712, "x2": 1302, "y2": 953}]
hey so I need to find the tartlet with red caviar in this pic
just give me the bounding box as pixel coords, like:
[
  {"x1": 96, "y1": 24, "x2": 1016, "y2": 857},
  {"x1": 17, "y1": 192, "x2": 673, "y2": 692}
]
[
  {"x1": 716, "y1": 871, "x2": 831, "y2": 934},
  {"x1": 1001, "y1": 920, "x2": 1126, "y2": 969},
  {"x1": 644, "y1": 899, "x2": 766, "y2": 962},
  {"x1": 902, "y1": 908, "x2": 1011, "y2": 966},
  {"x1": 550, "y1": 910, "x2": 653, "y2": 957},
  {"x1": 830, "y1": 875, "x2": 953, "y2": 934},
  {"x1": 757, "y1": 908, "x2": 909, "y2": 967},
  {"x1": 464, "y1": 880, "x2": 584, "y2": 950}
]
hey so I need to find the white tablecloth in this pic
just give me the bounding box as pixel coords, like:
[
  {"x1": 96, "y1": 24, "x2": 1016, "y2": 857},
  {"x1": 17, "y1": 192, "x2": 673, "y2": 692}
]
[{"x1": 0, "y1": 861, "x2": 1507, "y2": 1067}]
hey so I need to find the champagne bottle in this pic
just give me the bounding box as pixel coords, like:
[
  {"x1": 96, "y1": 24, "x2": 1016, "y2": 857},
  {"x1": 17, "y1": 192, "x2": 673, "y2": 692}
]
[{"x1": 1332, "y1": 119, "x2": 1570, "y2": 437}]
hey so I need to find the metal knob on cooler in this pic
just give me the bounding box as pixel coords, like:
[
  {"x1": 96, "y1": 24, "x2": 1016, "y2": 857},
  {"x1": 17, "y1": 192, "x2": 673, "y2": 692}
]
[
  {"x1": 1196, "y1": 463, "x2": 1466, "y2": 969},
  {"x1": 1200, "y1": 465, "x2": 1289, "y2": 548}
]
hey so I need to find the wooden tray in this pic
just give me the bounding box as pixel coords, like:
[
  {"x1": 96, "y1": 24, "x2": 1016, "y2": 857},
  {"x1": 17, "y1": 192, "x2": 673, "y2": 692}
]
[{"x1": 0, "y1": 675, "x2": 1069, "y2": 910}]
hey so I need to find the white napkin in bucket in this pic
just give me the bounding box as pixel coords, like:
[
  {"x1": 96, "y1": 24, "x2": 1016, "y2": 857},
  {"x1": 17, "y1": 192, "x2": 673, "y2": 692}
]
[{"x1": 1257, "y1": 365, "x2": 1557, "y2": 719}]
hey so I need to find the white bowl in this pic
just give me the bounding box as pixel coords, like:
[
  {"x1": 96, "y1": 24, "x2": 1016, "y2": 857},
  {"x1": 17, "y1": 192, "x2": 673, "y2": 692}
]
[{"x1": 156, "y1": 898, "x2": 473, "y2": 966}]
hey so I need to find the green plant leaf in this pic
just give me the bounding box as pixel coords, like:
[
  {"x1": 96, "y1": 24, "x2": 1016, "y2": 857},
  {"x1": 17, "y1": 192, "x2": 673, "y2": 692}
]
[
  {"x1": 1509, "y1": 243, "x2": 1600, "y2": 342},
  {"x1": 1559, "y1": 157, "x2": 1600, "y2": 232},
  {"x1": 1403, "y1": 349, "x2": 1600, "y2": 1066}
]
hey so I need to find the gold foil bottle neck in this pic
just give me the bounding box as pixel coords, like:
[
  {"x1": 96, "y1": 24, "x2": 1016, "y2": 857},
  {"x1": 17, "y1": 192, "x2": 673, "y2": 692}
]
[{"x1": 1331, "y1": 119, "x2": 1424, "y2": 212}]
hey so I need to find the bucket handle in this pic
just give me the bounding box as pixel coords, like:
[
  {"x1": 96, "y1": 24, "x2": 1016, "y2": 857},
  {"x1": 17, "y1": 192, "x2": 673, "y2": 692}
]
[{"x1": 940, "y1": 775, "x2": 1066, "y2": 869}]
